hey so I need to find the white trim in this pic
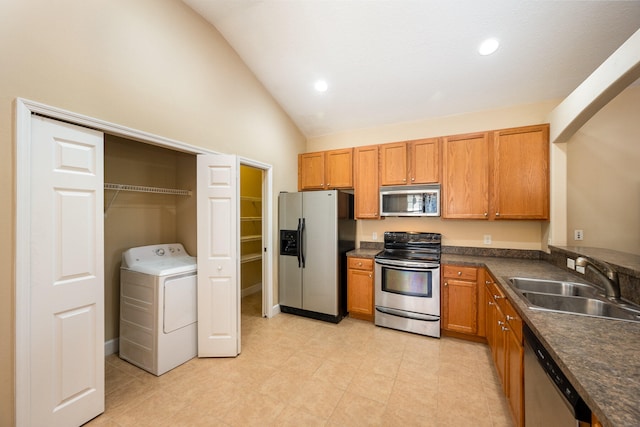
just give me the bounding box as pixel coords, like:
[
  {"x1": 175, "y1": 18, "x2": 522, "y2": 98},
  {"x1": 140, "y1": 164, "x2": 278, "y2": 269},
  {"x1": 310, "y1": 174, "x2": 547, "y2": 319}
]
[
  {"x1": 239, "y1": 156, "x2": 274, "y2": 319},
  {"x1": 15, "y1": 99, "x2": 33, "y2": 427},
  {"x1": 15, "y1": 98, "x2": 275, "y2": 423},
  {"x1": 17, "y1": 97, "x2": 216, "y2": 156},
  {"x1": 104, "y1": 339, "x2": 119, "y2": 357},
  {"x1": 272, "y1": 304, "x2": 281, "y2": 316}
]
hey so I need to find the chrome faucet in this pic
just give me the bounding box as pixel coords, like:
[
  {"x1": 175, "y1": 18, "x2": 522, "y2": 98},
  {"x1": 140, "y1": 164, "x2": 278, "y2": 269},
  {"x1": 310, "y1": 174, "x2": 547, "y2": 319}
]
[{"x1": 575, "y1": 256, "x2": 621, "y2": 301}]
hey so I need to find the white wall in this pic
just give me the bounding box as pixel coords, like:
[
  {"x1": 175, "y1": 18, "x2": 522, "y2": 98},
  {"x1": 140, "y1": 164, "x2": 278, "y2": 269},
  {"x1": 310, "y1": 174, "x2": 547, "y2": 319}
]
[
  {"x1": 0, "y1": 1, "x2": 305, "y2": 424},
  {"x1": 566, "y1": 85, "x2": 640, "y2": 254}
]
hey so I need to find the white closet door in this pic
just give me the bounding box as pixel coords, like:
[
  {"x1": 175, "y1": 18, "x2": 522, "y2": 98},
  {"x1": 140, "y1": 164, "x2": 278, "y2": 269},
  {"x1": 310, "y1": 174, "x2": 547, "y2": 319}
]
[
  {"x1": 197, "y1": 154, "x2": 240, "y2": 357},
  {"x1": 30, "y1": 115, "x2": 105, "y2": 426}
]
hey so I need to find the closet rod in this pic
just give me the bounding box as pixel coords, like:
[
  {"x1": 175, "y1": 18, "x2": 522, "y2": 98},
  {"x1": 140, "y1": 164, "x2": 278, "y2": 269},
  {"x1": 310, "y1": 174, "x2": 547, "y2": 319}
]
[{"x1": 104, "y1": 183, "x2": 191, "y2": 196}]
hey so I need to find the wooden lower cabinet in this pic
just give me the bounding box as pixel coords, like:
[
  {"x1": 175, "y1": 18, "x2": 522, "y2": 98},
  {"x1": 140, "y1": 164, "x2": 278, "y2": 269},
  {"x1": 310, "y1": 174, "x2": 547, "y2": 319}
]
[
  {"x1": 347, "y1": 257, "x2": 374, "y2": 321},
  {"x1": 442, "y1": 265, "x2": 479, "y2": 335},
  {"x1": 485, "y1": 274, "x2": 524, "y2": 427}
]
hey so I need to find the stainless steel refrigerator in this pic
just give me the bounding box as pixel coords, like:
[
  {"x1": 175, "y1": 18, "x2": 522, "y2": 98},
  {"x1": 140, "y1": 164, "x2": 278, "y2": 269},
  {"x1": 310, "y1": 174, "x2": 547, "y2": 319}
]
[{"x1": 278, "y1": 190, "x2": 355, "y2": 323}]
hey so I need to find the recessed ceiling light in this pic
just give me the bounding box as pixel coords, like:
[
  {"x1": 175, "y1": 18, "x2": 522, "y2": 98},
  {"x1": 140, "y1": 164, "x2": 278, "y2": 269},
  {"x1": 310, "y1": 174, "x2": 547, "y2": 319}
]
[
  {"x1": 314, "y1": 80, "x2": 328, "y2": 92},
  {"x1": 478, "y1": 38, "x2": 499, "y2": 56}
]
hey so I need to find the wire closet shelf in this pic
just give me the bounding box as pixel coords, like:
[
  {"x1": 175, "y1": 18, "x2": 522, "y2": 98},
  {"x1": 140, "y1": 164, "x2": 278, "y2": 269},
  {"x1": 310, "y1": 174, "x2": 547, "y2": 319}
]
[{"x1": 104, "y1": 182, "x2": 192, "y2": 214}]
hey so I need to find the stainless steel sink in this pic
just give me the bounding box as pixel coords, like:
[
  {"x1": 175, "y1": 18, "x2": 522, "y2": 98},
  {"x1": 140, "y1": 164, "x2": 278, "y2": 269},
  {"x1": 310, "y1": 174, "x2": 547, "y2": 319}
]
[
  {"x1": 520, "y1": 292, "x2": 640, "y2": 322},
  {"x1": 507, "y1": 277, "x2": 640, "y2": 323},
  {"x1": 509, "y1": 277, "x2": 599, "y2": 297}
]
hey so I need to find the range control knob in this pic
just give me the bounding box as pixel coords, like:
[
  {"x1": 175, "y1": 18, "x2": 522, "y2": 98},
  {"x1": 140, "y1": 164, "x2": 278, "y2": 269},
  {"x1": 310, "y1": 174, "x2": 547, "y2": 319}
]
[{"x1": 155, "y1": 248, "x2": 165, "y2": 256}]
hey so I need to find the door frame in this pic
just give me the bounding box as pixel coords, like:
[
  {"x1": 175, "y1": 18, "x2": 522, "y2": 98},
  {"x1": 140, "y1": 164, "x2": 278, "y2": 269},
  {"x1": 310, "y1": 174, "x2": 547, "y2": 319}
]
[
  {"x1": 14, "y1": 97, "x2": 274, "y2": 423},
  {"x1": 239, "y1": 157, "x2": 274, "y2": 318}
]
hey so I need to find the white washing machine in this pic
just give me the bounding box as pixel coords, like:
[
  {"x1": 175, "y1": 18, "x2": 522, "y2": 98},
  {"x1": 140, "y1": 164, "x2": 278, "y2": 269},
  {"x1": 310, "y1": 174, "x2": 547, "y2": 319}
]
[{"x1": 119, "y1": 243, "x2": 197, "y2": 376}]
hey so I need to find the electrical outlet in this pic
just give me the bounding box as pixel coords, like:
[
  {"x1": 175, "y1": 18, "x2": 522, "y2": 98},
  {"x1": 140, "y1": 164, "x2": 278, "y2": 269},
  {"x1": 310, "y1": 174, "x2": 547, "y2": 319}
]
[
  {"x1": 483, "y1": 235, "x2": 492, "y2": 245},
  {"x1": 566, "y1": 258, "x2": 575, "y2": 270},
  {"x1": 576, "y1": 265, "x2": 586, "y2": 274},
  {"x1": 372, "y1": 232, "x2": 377, "y2": 240},
  {"x1": 574, "y1": 229, "x2": 584, "y2": 241}
]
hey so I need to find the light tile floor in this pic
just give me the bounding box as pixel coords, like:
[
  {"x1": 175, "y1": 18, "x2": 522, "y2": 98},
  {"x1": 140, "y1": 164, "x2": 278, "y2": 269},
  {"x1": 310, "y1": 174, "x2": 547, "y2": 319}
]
[{"x1": 86, "y1": 293, "x2": 513, "y2": 426}]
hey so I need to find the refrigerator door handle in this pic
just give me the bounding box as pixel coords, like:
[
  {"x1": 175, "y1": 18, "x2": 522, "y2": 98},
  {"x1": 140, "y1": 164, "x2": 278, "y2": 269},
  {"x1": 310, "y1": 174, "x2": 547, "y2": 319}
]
[
  {"x1": 296, "y1": 218, "x2": 302, "y2": 268},
  {"x1": 300, "y1": 217, "x2": 306, "y2": 268}
]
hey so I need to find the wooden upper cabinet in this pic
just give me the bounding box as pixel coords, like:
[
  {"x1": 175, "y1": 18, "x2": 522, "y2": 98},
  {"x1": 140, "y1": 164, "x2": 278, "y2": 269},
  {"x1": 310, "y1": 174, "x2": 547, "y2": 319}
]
[
  {"x1": 354, "y1": 145, "x2": 380, "y2": 219},
  {"x1": 379, "y1": 142, "x2": 408, "y2": 185},
  {"x1": 298, "y1": 148, "x2": 353, "y2": 191},
  {"x1": 409, "y1": 138, "x2": 440, "y2": 184},
  {"x1": 325, "y1": 148, "x2": 353, "y2": 189},
  {"x1": 492, "y1": 124, "x2": 549, "y2": 220},
  {"x1": 380, "y1": 138, "x2": 440, "y2": 186},
  {"x1": 298, "y1": 151, "x2": 325, "y2": 190},
  {"x1": 442, "y1": 132, "x2": 490, "y2": 219}
]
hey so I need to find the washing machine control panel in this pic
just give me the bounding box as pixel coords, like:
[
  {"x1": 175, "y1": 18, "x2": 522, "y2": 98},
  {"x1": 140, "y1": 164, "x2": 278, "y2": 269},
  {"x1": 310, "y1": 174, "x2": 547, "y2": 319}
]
[{"x1": 122, "y1": 243, "x2": 193, "y2": 272}]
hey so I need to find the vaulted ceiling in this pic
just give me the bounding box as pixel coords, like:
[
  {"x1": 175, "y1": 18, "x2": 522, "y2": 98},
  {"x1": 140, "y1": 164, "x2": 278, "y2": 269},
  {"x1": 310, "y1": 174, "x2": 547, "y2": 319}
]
[{"x1": 184, "y1": 0, "x2": 640, "y2": 137}]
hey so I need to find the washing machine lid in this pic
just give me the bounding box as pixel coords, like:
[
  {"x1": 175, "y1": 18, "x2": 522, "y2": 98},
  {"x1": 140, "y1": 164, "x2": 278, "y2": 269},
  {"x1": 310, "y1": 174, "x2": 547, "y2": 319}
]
[{"x1": 121, "y1": 243, "x2": 197, "y2": 276}]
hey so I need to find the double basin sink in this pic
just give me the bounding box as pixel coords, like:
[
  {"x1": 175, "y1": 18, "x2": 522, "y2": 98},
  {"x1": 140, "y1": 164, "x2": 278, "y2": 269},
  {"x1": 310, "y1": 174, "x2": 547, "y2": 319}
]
[{"x1": 507, "y1": 277, "x2": 640, "y2": 323}]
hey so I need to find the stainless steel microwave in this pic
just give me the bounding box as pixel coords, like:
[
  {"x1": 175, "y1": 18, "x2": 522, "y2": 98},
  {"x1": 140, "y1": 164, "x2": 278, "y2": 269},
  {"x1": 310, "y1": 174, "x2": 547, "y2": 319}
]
[{"x1": 380, "y1": 184, "x2": 440, "y2": 217}]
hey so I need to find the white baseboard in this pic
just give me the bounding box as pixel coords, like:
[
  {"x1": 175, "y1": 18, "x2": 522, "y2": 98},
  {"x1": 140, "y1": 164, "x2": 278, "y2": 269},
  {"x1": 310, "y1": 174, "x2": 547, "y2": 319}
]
[
  {"x1": 271, "y1": 304, "x2": 281, "y2": 316},
  {"x1": 241, "y1": 282, "x2": 262, "y2": 298},
  {"x1": 105, "y1": 338, "x2": 119, "y2": 356}
]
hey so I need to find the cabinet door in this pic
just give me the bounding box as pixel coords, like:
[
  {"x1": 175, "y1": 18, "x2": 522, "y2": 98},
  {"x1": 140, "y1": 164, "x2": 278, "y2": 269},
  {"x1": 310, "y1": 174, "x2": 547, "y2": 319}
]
[
  {"x1": 354, "y1": 145, "x2": 380, "y2": 219},
  {"x1": 325, "y1": 148, "x2": 353, "y2": 189},
  {"x1": 492, "y1": 124, "x2": 549, "y2": 220},
  {"x1": 494, "y1": 306, "x2": 507, "y2": 392},
  {"x1": 409, "y1": 138, "x2": 440, "y2": 184},
  {"x1": 347, "y1": 267, "x2": 374, "y2": 321},
  {"x1": 485, "y1": 285, "x2": 496, "y2": 352},
  {"x1": 442, "y1": 278, "x2": 478, "y2": 334},
  {"x1": 442, "y1": 132, "x2": 490, "y2": 219},
  {"x1": 298, "y1": 151, "x2": 325, "y2": 190},
  {"x1": 379, "y1": 142, "x2": 408, "y2": 186},
  {"x1": 507, "y1": 325, "x2": 524, "y2": 427}
]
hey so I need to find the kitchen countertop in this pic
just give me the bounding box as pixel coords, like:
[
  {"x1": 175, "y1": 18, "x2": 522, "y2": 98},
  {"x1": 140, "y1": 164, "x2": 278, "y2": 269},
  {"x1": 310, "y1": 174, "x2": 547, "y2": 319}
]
[
  {"x1": 346, "y1": 248, "x2": 381, "y2": 259},
  {"x1": 442, "y1": 253, "x2": 640, "y2": 427}
]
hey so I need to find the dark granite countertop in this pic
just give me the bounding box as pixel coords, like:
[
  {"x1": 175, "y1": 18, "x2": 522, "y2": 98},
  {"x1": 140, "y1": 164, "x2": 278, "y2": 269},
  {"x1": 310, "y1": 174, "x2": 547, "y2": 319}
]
[
  {"x1": 346, "y1": 248, "x2": 381, "y2": 259},
  {"x1": 347, "y1": 241, "x2": 383, "y2": 259},
  {"x1": 442, "y1": 253, "x2": 640, "y2": 427}
]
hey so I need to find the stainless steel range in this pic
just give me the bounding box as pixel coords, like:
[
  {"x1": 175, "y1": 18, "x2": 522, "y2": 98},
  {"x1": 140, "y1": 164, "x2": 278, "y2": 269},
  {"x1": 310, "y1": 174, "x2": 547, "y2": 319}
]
[{"x1": 374, "y1": 231, "x2": 441, "y2": 337}]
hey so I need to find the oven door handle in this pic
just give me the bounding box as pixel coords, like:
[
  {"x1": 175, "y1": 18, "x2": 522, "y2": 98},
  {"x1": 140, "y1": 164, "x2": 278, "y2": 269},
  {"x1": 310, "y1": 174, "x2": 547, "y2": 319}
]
[
  {"x1": 375, "y1": 258, "x2": 440, "y2": 270},
  {"x1": 375, "y1": 306, "x2": 440, "y2": 322}
]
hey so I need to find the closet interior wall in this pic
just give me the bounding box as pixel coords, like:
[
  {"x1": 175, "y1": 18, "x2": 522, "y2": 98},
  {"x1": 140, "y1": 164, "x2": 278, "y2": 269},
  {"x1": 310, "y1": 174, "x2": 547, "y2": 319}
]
[
  {"x1": 240, "y1": 165, "x2": 263, "y2": 297},
  {"x1": 104, "y1": 134, "x2": 196, "y2": 346}
]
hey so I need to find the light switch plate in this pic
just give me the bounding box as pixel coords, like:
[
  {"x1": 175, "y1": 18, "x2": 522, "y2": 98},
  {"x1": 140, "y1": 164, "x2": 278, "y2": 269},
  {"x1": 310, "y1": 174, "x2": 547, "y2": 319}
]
[
  {"x1": 483, "y1": 235, "x2": 492, "y2": 245},
  {"x1": 576, "y1": 265, "x2": 586, "y2": 274},
  {"x1": 567, "y1": 258, "x2": 575, "y2": 269},
  {"x1": 372, "y1": 232, "x2": 377, "y2": 240}
]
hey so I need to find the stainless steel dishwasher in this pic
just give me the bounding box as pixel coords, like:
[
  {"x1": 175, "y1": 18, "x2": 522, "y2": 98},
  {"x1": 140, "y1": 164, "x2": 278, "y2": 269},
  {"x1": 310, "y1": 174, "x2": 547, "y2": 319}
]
[{"x1": 523, "y1": 324, "x2": 592, "y2": 427}]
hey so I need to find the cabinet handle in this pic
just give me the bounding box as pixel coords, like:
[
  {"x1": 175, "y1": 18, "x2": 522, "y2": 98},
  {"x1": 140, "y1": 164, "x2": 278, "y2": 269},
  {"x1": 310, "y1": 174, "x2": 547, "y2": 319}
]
[
  {"x1": 411, "y1": 177, "x2": 415, "y2": 181},
  {"x1": 506, "y1": 315, "x2": 515, "y2": 321},
  {"x1": 484, "y1": 212, "x2": 488, "y2": 217},
  {"x1": 488, "y1": 301, "x2": 494, "y2": 306},
  {"x1": 496, "y1": 212, "x2": 500, "y2": 217},
  {"x1": 444, "y1": 282, "x2": 448, "y2": 287},
  {"x1": 358, "y1": 262, "x2": 362, "y2": 267},
  {"x1": 457, "y1": 271, "x2": 462, "y2": 276},
  {"x1": 369, "y1": 274, "x2": 372, "y2": 278},
  {"x1": 501, "y1": 326, "x2": 509, "y2": 332},
  {"x1": 493, "y1": 294, "x2": 502, "y2": 300},
  {"x1": 485, "y1": 280, "x2": 491, "y2": 285},
  {"x1": 497, "y1": 320, "x2": 504, "y2": 326},
  {"x1": 403, "y1": 178, "x2": 406, "y2": 182}
]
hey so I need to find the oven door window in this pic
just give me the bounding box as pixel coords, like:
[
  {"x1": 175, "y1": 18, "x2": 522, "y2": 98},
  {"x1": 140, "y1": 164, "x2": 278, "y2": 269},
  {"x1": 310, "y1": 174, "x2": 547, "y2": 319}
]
[{"x1": 381, "y1": 267, "x2": 432, "y2": 298}]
